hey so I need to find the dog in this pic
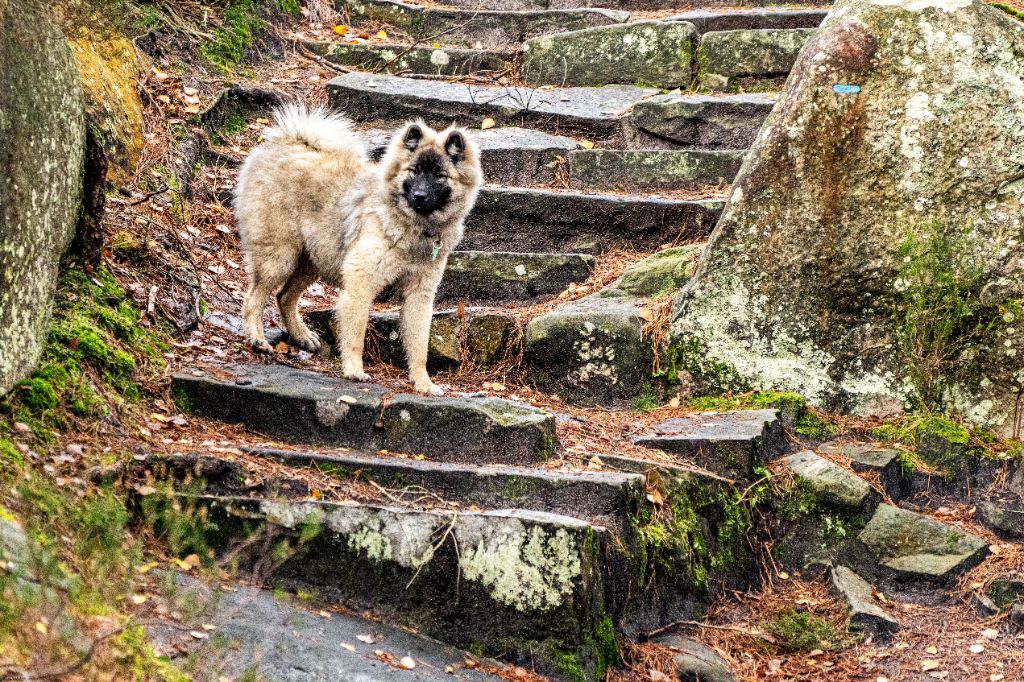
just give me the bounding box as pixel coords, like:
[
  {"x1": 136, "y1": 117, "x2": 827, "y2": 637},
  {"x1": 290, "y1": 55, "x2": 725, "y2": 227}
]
[{"x1": 233, "y1": 105, "x2": 482, "y2": 395}]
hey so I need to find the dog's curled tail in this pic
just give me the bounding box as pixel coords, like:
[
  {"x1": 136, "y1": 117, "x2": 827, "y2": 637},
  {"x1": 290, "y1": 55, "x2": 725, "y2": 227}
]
[{"x1": 264, "y1": 103, "x2": 361, "y2": 155}]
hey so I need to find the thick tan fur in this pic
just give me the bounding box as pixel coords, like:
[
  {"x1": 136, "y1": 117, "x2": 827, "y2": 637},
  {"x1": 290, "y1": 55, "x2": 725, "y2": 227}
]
[{"x1": 233, "y1": 105, "x2": 482, "y2": 395}]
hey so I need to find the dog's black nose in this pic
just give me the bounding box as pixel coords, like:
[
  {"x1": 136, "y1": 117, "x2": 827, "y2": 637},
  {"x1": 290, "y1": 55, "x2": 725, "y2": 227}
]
[{"x1": 411, "y1": 191, "x2": 428, "y2": 206}]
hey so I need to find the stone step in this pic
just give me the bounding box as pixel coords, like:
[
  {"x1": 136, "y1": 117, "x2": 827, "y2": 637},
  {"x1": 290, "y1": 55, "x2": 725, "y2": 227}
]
[
  {"x1": 305, "y1": 40, "x2": 512, "y2": 76},
  {"x1": 625, "y1": 91, "x2": 776, "y2": 149},
  {"x1": 245, "y1": 446, "x2": 646, "y2": 533},
  {"x1": 666, "y1": 7, "x2": 828, "y2": 33},
  {"x1": 521, "y1": 20, "x2": 695, "y2": 89},
  {"x1": 568, "y1": 148, "x2": 743, "y2": 192},
  {"x1": 698, "y1": 28, "x2": 816, "y2": 91},
  {"x1": 349, "y1": 0, "x2": 630, "y2": 48},
  {"x1": 829, "y1": 565, "x2": 900, "y2": 640},
  {"x1": 634, "y1": 409, "x2": 786, "y2": 479},
  {"x1": 409, "y1": 0, "x2": 820, "y2": 12},
  {"x1": 438, "y1": 250, "x2": 595, "y2": 305},
  {"x1": 857, "y1": 503, "x2": 989, "y2": 584},
  {"x1": 329, "y1": 71, "x2": 656, "y2": 143},
  {"x1": 465, "y1": 186, "x2": 724, "y2": 252},
  {"x1": 143, "y1": 490, "x2": 622, "y2": 680},
  {"x1": 171, "y1": 363, "x2": 556, "y2": 464},
  {"x1": 328, "y1": 71, "x2": 773, "y2": 148}
]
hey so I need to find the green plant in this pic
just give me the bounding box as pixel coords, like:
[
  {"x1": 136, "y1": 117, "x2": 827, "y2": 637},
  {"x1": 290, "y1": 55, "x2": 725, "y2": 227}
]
[
  {"x1": 200, "y1": 0, "x2": 266, "y2": 72},
  {"x1": 993, "y1": 3, "x2": 1024, "y2": 22},
  {"x1": 631, "y1": 384, "x2": 658, "y2": 412},
  {"x1": 894, "y1": 221, "x2": 1012, "y2": 409}
]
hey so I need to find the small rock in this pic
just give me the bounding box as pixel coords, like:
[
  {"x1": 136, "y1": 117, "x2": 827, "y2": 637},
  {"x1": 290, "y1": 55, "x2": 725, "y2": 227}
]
[
  {"x1": 784, "y1": 451, "x2": 873, "y2": 514},
  {"x1": 654, "y1": 635, "x2": 734, "y2": 682},
  {"x1": 830, "y1": 566, "x2": 899, "y2": 639},
  {"x1": 1010, "y1": 603, "x2": 1024, "y2": 628},
  {"x1": 989, "y1": 578, "x2": 1024, "y2": 608}
]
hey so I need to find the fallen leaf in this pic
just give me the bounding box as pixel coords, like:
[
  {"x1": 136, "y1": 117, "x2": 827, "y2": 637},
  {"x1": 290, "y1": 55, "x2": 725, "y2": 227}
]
[
  {"x1": 376, "y1": 29, "x2": 388, "y2": 39},
  {"x1": 779, "y1": 571, "x2": 790, "y2": 580},
  {"x1": 341, "y1": 642, "x2": 356, "y2": 652},
  {"x1": 580, "y1": 139, "x2": 595, "y2": 149},
  {"x1": 189, "y1": 630, "x2": 209, "y2": 640},
  {"x1": 34, "y1": 621, "x2": 47, "y2": 635},
  {"x1": 648, "y1": 670, "x2": 671, "y2": 682},
  {"x1": 982, "y1": 628, "x2": 998, "y2": 640},
  {"x1": 399, "y1": 656, "x2": 415, "y2": 670},
  {"x1": 130, "y1": 594, "x2": 148, "y2": 605},
  {"x1": 991, "y1": 674, "x2": 1005, "y2": 681},
  {"x1": 332, "y1": 24, "x2": 348, "y2": 35},
  {"x1": 274, "y1": 341, "x2": 289, "y2": 354},
  {"x1": 138, "y1": 561, "x2": 159, "y2": 573},
  {"x1": 338, "y1": 395, "x2": 358, "y2": 404},
  {"x1": 357, "y1": 634, "x2": 374, "y2": 644},
  {"x1": 928, "y1": 672, "x2": 949, "y2": 680},
  {"x1": 921, "y1": 660, "x2": 940, "y2": 671},
  {"x1": 969, "y1": 644, "x2": 985, "y2": 654},
  {"x1": 668, "y1": 396, "x2": 681, "y2": 408},
  {"x1": 432, "y1": 42, "x2": 441, "y2": 48},
  {"x1": 926, "y1": 646, "x2": 938, "y2": 655},
  {"x1": 480, "y1": 117, "x2": 496, "y2": 130},
  {"x1": 201, "y1": 624, "x2": 217, "y2": 631}
]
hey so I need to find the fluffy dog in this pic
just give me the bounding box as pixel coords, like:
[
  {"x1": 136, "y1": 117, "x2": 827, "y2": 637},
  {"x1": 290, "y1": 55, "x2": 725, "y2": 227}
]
[{"x1": 233, "y1": 106, "x2": 482, "y2": 395}]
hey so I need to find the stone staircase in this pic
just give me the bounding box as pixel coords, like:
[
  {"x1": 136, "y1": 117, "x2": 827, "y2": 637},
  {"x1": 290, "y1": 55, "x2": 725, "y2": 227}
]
[{"x1": 154, "y1": 2, "x2": 1021, "y2": 679}]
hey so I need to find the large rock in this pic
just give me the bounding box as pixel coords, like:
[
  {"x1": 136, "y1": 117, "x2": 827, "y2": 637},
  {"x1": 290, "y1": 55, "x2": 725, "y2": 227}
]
[
  {"x1": 521, "y1": 21, "x2": 696, "y2": 88},
  {"x1": 698, "y1": 28, "x2": 816, "y2": 90},
  {"x1": 524, "y1": 296, "x2": 652, "y2": 406},
  {"x1": 0, "y1": 0, "x2": 86, "y2": 396},
  {"x1": 669, "y1": 0, "x2": 1024, "y2": 433}
]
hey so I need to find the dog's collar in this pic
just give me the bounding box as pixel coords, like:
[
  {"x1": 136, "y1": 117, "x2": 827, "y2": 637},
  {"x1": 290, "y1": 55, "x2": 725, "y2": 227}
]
[{"x1": 431, "y1": 239, "x2": 442, "y2": 262}]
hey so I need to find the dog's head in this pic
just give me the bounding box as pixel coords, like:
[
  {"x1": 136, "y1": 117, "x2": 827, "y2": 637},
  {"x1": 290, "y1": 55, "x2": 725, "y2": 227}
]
[{"x1": 381, "y1": 120, "x2": 482, "y2": 237}]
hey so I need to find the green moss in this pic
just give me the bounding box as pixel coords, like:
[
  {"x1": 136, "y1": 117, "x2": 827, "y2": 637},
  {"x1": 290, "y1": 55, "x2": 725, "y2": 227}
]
[
  {"x1": 111, "y1": 231, "x2": 149, "y2": 262},
  {"x1": 503, "y1": 475, "x2": 537, "y2": 501},
  {"x1": 688, "y1": 391, "x2": 806, "y2": 423},
  {"x1": 200, "y1": 0, "x2": 267, "y2": 72},
  {"x1": 915, "y1": 415, "x2": 969, "y2": 445},
  {"x1": 762, "y1": 609, "x2": 842, "y2": 653},
  {"x1": 794, "y1": 411, "x2": 838, "y2": 440},
  {"x1": 658, "y1": 337, "x2": 750, "y2": 396},
  {"x1": 993, "y1": 3, "x2": 1024, "y2": 22},
  {"x1": 0, "y1": 439, "x2": 24, "y2": 479},
  {"x1": 13, "y1": 378, "x2": 59, "y2": 411},
  {"x1": 871, "y1": 422, "x2": 915, "y2": 445}
]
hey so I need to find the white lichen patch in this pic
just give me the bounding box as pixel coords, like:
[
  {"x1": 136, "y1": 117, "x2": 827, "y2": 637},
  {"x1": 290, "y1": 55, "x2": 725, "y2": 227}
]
[
  {"x1": 456, "y1": 516, "x2": 583, "y2": 612},
  {"x1": 870, "y1": 0, "x2": 971, "y2": 11}
]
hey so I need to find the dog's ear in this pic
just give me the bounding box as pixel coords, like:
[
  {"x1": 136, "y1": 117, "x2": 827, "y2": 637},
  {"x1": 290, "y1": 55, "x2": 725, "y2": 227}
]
[
  {"x1": 445, "y1": 131, "x2": 465, "y2": 162},
  {"x1": 403, "y1": 124, "x2": 423, "y2": 151}
]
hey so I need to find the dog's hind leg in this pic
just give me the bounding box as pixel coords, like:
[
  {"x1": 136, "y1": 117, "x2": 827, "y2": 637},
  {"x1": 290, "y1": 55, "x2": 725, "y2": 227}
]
[
  {"x1": 277, "y1": 253, "x2": 322, "y2": 353},
  {"x1": 242, "y1": 249, "x2": 297, "y2": 353}
]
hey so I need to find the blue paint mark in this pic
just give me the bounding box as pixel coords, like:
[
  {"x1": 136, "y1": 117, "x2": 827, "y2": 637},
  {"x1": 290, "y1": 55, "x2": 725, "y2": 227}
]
[{"x1": 833, "y1": 84, "x2": 861, "y2": 94}]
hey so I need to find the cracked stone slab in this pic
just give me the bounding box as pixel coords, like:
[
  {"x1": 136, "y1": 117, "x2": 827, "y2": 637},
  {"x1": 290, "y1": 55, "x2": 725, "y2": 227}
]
[
  {"x1": 382, "y1": 393, "x2": 557, "y2": 465},
  {"x1": 783, "y1": 450, "x2": 873, "y2": 515},
  {"x1": 858, "y1": 504, "x2": 989, "y2": 581},
  {"x1": 666, "y1": 7, "x2": 828, "y2": 33},
  {"x1": 349, "y1": 0, "x2": 629, "y2": 48},
  {"x1": 830, "y1": 565, "x2": 900, "y2": 639},
  {"x1": 437, "y1": 251, "x2": 595, "y2": 305},
  {"x1": 157, "y1": 493, "x2": 613, "y2": 679},
  {"x1": 625, "y1": 92, "x2": 776, "y2": 149},
  {"x1": 465, "y1": 186, "x2": 724, "y2": 252},
  {"x1": 247, "y1": 447, "x2": 645, "y2": 533},
  {"x1": 305, "y1": 41, "x2": 511, "y2": 76},
  {"x1": 634, "y1": 409, "x2": 785, "y2": 478},
  {"x1": 328, "y1": 71, "x2": 657, "y2": 142},
  {"x1": 569, "y1": 149, "x2": 744, "y2": 192}
]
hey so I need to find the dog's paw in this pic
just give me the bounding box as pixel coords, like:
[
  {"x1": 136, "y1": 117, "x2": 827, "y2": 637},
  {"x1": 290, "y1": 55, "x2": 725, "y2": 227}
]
[
  {"x1": 344, "y1": 369, "x2": 372, "y2": 382},
  {"x1": 413, "y1": 379, "x2": 444, "y2": 396},
  {"x1": 292, "y1": 332, "x2": 322, "y2": 353},
  {"x1": 247, "y1": 337, "x2": 273, "y2": 354}
]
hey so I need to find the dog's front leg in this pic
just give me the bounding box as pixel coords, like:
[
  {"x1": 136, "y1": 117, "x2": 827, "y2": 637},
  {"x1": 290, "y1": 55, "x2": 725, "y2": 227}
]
[
  {"x1": 400, "y1": 268, "x2": 444, "y2": 396},
  {"x1": 335, "y1": 273, "x2": 377, "y2": 382}
]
